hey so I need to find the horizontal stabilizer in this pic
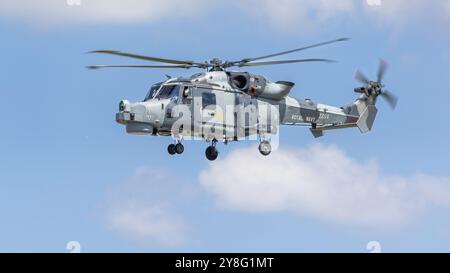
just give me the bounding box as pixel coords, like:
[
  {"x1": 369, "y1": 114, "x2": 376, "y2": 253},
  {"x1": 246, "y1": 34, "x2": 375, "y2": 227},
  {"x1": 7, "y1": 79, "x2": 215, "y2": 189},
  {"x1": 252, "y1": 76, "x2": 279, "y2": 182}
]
[{"x1": 310, "y1": 128, "x2": 324, "y2": 138}]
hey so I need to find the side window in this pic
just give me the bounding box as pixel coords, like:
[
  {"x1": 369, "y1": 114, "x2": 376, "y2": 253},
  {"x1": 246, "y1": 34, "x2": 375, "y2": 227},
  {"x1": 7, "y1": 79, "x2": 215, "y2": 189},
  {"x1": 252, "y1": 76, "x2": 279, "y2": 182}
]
[
  {"x1": 169, "y1": 85, "x2": 180, "y2": 99},
  {"x1": 202, "y1": 92, "x2": 216, "y2": 109}
]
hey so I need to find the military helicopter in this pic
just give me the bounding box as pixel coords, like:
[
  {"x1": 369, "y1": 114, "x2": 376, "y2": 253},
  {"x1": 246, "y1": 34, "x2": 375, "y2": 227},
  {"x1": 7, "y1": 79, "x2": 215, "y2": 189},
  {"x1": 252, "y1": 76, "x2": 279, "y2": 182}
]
[{"x1": 87, "y1": 38, "x2": 397, "y2": 161}]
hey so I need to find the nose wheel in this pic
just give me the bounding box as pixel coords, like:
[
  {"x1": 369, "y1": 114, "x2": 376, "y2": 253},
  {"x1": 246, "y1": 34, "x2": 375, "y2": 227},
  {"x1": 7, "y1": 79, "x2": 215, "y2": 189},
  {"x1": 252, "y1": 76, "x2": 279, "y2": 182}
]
[
  {"x1": 168, "y1": 142, "x2": 184, "y2": 155},
  {"x1": 167, "y1": 144, "x2": 176, "y2": 155},
  {"x1": 258, "y1": 140, "x2": 271, "y2": 156}
]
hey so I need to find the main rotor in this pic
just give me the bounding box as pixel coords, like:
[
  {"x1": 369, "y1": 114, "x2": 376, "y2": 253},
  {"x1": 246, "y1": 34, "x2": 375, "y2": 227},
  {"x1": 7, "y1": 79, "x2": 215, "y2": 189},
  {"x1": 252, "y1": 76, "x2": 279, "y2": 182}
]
[{"x1": 87, "y1": 38, "x2": 350, "y2": 72}]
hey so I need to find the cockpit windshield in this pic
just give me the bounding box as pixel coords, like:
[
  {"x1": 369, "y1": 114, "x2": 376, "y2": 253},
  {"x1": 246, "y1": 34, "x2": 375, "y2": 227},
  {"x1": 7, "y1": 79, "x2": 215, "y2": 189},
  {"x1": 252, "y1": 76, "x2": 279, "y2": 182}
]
[
  {"x1": 144, "y1": 83, "x2": 162, "y2": 101},
  {"x1": 154, "y1": 85, "x2": 180, "y2": 100}
]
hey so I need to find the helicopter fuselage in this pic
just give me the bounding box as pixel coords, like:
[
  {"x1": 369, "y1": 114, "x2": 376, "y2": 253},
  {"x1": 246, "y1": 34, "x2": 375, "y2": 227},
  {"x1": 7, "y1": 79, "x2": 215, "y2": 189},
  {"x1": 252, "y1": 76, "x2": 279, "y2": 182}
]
[{"x1": 116, "y1": 71, "x2": 361, "y2": 141}]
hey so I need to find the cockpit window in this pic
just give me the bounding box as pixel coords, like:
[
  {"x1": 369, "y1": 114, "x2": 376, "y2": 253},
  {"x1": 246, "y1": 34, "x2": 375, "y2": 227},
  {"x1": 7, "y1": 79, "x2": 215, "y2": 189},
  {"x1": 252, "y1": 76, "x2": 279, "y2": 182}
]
[
  {"x1": 202, "y1": 92, "x2": 216, "y2": 108},
  {"x1": 155, "y1": 85, "x2": 180, "y2": 100},
  {"x1": 144, "y1": 84, "x2": 162, "y2": 101}
]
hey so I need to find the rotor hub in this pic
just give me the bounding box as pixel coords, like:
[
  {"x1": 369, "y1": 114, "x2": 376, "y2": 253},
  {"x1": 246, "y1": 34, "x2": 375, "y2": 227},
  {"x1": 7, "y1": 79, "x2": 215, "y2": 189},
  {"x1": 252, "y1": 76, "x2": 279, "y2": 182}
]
[{"x1": 209, "y1": 58, "x2": 225, "y2": 71}]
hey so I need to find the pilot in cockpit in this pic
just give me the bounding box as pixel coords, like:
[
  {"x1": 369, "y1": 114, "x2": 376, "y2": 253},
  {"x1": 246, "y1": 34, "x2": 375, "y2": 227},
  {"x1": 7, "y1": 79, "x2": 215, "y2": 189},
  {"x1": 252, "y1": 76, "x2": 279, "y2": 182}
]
[{"x1": 182, "y1": 86, "x2": 192, "y2": 103}]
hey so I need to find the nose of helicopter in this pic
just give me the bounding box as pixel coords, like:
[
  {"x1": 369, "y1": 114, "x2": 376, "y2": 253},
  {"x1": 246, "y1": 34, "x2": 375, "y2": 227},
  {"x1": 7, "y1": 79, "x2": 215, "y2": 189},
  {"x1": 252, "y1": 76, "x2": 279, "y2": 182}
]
[{"x1": 116, "y1": 100, "x2": 155, "y2": 134}]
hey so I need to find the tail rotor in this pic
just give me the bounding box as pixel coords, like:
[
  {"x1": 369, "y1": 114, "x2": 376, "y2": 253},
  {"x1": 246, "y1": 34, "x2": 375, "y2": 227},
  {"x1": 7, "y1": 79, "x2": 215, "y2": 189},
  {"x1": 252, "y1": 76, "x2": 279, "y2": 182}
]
[{"x1": 354, "y1": 59, "x2": 398, "y2": 110}]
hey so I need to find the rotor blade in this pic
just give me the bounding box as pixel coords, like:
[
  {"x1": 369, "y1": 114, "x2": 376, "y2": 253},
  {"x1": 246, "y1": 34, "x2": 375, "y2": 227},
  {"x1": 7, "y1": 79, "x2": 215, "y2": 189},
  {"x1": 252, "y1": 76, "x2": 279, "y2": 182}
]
[
  {"x1": 381, "y1": 90, "x2": 398, "y2": 110},
  {"x1": 86, "y1": 64, "x2": 194, "y2": 69},
  {"x1": 355, "y1": 69, "x2": 370, "y2": 85},
  {"x1": 88, "y1": 50, "x2": 207, "y2": 67},
  {"x1": 238, "y1": 58, "x2": 335, "y2": 67},
  {"x1": 377, "y1": 59, "x2": 388, "y2": 82},
  {"x1": 235, "y1": 37, "x2": 350, "y2": 64}
]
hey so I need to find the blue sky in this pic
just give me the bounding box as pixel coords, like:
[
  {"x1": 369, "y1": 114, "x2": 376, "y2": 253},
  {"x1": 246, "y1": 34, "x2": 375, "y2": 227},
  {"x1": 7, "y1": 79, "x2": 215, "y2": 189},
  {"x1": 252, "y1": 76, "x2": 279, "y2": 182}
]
[{"x1": 1, "y1": 0, "x2": 450, "y2": 252}]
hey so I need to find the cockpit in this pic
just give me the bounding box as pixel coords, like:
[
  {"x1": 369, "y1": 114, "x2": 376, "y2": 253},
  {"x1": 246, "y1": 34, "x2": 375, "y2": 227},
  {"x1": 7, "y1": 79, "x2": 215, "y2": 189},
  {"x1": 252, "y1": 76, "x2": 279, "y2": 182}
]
[
  {"x1": 154, "y1": 85, "x2": 180, "y2": 100},
  {"x1": 144, "y1": 83, "x2": 162, "y2": 101},
  {"x1": 144, "y1": 83, "x2": 181, "y2": 101}
]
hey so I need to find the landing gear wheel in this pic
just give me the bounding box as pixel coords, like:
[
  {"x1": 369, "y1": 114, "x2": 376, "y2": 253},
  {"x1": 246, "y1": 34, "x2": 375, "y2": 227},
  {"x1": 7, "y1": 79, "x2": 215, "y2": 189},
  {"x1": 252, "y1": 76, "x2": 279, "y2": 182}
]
[
  {"x1": 258, "y1": 141, "x2": 271, "y2": 156},
  {"x1": 167, "y1": 144, "x2": 176, "y2": 155},
  {"x1": 175, "y1": 143, "x2": 184, "y2": 154},
  {"x1": 205, "y1": 146, "x2": 218, "y2": 161}
]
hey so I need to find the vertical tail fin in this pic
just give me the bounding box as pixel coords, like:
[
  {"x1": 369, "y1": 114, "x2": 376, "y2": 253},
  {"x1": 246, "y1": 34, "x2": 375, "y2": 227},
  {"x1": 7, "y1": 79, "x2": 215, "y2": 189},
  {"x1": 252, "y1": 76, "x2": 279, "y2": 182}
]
[{"x1": 356, "y1": 105, "x2": 378, "y2": 133}]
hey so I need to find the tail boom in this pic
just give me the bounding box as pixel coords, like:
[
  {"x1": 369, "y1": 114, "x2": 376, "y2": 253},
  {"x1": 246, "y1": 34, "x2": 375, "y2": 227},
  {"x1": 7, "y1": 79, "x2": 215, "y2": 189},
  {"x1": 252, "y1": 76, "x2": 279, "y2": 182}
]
[{"x1": 280, "y1": 93, "x2": 379, "y2": 138}]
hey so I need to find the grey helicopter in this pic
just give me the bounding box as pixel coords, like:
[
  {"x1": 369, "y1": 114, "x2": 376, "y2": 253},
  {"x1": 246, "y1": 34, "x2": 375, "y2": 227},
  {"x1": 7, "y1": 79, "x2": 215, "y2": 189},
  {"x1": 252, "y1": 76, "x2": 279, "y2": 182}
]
[{"x1": 87, "y1": 38, "x2": 397, "y2": 161}]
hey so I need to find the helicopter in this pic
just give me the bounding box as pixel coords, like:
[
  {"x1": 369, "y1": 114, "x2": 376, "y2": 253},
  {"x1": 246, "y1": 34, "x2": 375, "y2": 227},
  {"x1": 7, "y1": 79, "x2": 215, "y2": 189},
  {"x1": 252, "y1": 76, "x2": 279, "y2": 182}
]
[{"x1": 87, "y1": 38, "x2": 397, "y2": 161}]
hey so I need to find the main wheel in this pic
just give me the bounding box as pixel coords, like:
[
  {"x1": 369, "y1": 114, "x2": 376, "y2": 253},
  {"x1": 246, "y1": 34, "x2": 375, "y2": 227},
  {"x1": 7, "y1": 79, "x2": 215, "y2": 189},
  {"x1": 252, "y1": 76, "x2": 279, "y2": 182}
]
[
  {"x1": 175, "y1": 143, "x2": 184, "y2": 154},
  {"x1": 167, "y1": 144, "x2": 176, "y2": 155},
  {"x1": 205, "y1": 146, "x2": 218, "y2": 161},
  {"x1": 258, "y1": 141, "x2": 271, "y2": 156}
]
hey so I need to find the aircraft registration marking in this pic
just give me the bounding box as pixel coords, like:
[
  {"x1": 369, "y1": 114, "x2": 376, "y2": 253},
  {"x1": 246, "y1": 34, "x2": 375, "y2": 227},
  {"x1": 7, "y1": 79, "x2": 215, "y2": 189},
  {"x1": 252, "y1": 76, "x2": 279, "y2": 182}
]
[{"x1": 319, "y1": 113, "x2": 330, "y2": 120}]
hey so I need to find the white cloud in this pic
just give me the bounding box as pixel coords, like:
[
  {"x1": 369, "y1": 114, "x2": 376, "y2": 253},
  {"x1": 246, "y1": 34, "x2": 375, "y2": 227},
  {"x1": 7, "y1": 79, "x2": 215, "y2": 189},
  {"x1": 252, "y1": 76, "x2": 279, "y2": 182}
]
[
  {"x1": 0, "y1": 0, "x2": 449, "y2": 31},
  {"x1": 200, "y1": 144, "x2": 450, "y2": 228},
  {"x1": 361, "y1": 0, "x2": 450, "y2": 28},
  {"x1": 0, "y1": 0, "x2": 213, "y2": 25},
  {"x1": 238, "y1": 0, "x2": 356, "y2": 32},
  {"x1": 106, "y1": 145, "x2": 450, "y2": 244},
  {"x1": 108, "y1": 203, "x2": 187, "y2": 246},
  {"x1": 105, "y1": 167, "x2": 196, "y2": 246},
  {"x1": 245, "y1": 0, "x2": 450, "y2": 32}
]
